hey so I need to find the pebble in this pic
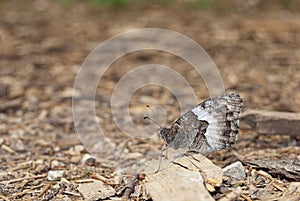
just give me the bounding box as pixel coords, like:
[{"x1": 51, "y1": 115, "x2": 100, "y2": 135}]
[
  {"x1": 47, "y1": 170, "x2": 65, "y2": 181},
  {"x1": 82, "y1": 153, "x2": 95, "y2": 165},
  {"x1": 223, "y1": 161, "x2": 246, "y2": 182},
  {"x1": 68, "y1": 145, "x2": 85, "y2": 155},
  {"x1": 12, "y1": 139, "x2": 25, "y2": 152},
  {"x1": 51, "y1": 160, "x2": 65, "y2": 168},
  {"x1": 0, "y1": 138, "x2": 4, "y2": 145}
]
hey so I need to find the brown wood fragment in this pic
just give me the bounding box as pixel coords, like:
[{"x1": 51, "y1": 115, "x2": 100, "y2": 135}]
[
  {"x1": 77, "y1": 179, "x2": 116, "y2": 200},
  {"x1": 141, "y1": 154, "x2": 222, "y2": 201},
  {"x1": 242, "y1": 157, "x2": 300, "y2": 181},
  {"x1": 10, "y1": 161, "x2": 32, "y2": 171},
  {"x1": 1, "y1": 174, "x2": 47, "y2": 185},
  {"x1": 1, "y1": 144, "x2": 16, "y2": 154},
  {"x1": 37, "y1": 183, "x2": 51, "y2": 198},
  {"x1": 11, "y1": 184, "x2": 44, "y2": 198},
  {"x1": 0, "y1": 195, "x2": 10, "y2": 201},
  {"x1": 0, "y1": 98, "x2": 22, "y2": 111},
  {"x1": 240, "y1": 193, "x2": 252, "y2": 201},
  {"x1": 91, "y1": 173, "x2": 109, "y2": 183},
  {"x1": 122, "y1": 174, "x2": 139, "y2": 200},
  {"x1": 173, "y1": 154, "x2": 223, "y2": 188},
  {"x1": 240, "y1": 109, "x2": 300, "y2": 136}
]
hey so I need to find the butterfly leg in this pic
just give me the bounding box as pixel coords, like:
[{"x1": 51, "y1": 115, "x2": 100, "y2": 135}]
[{"x1": 155, "y1": 145, "x2": 168, "y2": 173}]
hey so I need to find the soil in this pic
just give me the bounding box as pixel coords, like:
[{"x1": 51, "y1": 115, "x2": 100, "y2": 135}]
[{"x1": 0, "y1": 0, "x2": 299, "y2": 200}]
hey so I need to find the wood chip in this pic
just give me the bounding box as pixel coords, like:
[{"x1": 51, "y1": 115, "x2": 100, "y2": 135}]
[
  {"x1": 77, "y1": 179, "x2": 116, "y2": 200},
  {"x1": 1, "y1": 144, "x2": 16, "y2": 154},
  {"x1": 240, "y1": 109, "x2": 300, "y2": 136},
  {"x1": 37, "y1": 183, "x2": 51, "y2": 198},
  {"x1": 141, "y1": 154, "x2": 222, "y2": 201},
  {"x1": 0, "y1": 98, "x2": 22, "y2": 111},
  {"x1": 1, "y1": 174, "x2": 47, "y2": 185},
  {"x1": 91, "y1": 173, "x2": 109, "y2": 183},
  {"x1": 0, "y1": 195, "x2": 10, "y2": 201},
  {"x1": 173, "y1": 154, "x2": 223, "y2": 188},
  {"x1": 242, "y1": 157, "x2": 300, "y2": 180}
]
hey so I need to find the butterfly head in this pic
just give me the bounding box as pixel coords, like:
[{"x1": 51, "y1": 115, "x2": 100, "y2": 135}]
[
  {"x1": 157, "y1": 127, "x2": 172, "y2": 142},
  {"x1": 144, "y1": 116, "x2": 172, "y2": 142}
]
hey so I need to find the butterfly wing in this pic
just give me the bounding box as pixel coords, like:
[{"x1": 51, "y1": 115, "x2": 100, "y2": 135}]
[
  {"x1": 167, "y1": 111, "x2": 209, "y2": 150},
  {"x1": 169, "y1": 93, "x2": 242, "y2": 154}
]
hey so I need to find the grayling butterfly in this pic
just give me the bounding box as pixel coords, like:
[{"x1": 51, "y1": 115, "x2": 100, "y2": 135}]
[{"x1": 156, "y1": 93, "x2": 242, "y2": 154}]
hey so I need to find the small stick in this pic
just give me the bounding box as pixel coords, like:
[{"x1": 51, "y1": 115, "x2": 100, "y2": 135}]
[
  {"x1": 0, "y1": 195, "x2": 9, "y2": 201},
  {"x1": 91, "y1": 173, "x2": 109, "y2": 183},
  {"x1": 240, "y1": 193, "x2": 252, "y2": 201},
  {"x1": 1, "y1": 144, "x2": 16, "y2": 154},
  {"x1": 0, "y1": 98, "x2": 22, "y2": 111},
  {"x1": 37, "y1": 183, "x2": 51, "y2": 198},
  {"x1": 63, "y1": 191, "x2": 81, "y2": 197},
  {"x1": 11, "y1": 184, "x2": 44, "y2": 198},
  {"x1": 122, "y1": 174, "x2": 139, "y2": 199},
  {"x1": 1, "y1": 174, "x2": 47, "y2": 185}
]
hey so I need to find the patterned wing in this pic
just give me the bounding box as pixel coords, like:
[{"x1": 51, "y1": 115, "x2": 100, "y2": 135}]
[
  {"x1": 166, "y1": 111, "x2": 209, "y2": 150},
  {"x1": 188, "y1": 93, "x2": 242, "y2": 153},
  {"x1": 161, "y1": 93, "x2": 242, "y2": 154}
]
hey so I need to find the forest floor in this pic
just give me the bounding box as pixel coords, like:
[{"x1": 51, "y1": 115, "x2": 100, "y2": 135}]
[{"x1": 0, "y1": 0, "x2": 299, "y2": 200}]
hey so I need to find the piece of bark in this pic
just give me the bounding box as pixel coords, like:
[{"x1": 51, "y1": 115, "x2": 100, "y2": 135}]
[
  {"x1": 77, "y1": 179, "x2": 116, "y2": 200},
  {"x1": 241, "y1": 157, "x2": 300, "y2": 181},
  {"x1": 141, "y1": 154, "x2": 223, "y2": 201},
  {"x1": 240, "y1": 109, "x2": 300, "y2": 136},
  {"x1": 0, "y1": 98, "x2": 22, "y2": 112},
  {"x1": 121, "y1": 174, "x2": 139, "y2": 200}
]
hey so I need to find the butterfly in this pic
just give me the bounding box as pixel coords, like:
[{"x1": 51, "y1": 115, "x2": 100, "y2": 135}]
[{"x1": 156, "y1": 93, "x2": 242, "y2": 154}]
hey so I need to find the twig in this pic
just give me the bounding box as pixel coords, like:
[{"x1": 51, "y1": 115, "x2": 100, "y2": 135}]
[
  {"x1": 0, "y1": 195, "x2": 10, "y2": 201},
  {"x1": 63, "y1": 191, "x2": 82, "y2": 197},
  {"x1": 91, "y1": 173, "x2": 109, "y2": 183},
  {"x1": 37, "y1": 183, "x2": 51, "y2": 198},
  {"x1": 11, "y1": 184, "x2": 44, "y2": 198},
  {"x1": 256, "y1": 170, "x2": 274, "y2": 181},
  {"x1": 1, "y1": 144, "x2": 16, "y2": 154},
  {"x1": 10, "y1": 161, "x2": 32, "y2": 171},
  {"x1": 122, "y1": 174, "x2": 139, "y2": 200},
  {"x1": 240, "y1": 193, "x2": 252, "y2": 201},
  {"x1": 0, "y1": 98, "x2": 22, "y2": 111},
  {"x1": 1, "y1": 174, "x2": 47, "y2": 185}
]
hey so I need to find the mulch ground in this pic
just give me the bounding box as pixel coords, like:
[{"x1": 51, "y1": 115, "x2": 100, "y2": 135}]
[{"x1": 0, "y1": 1, "x2": 299, "y2": 200}]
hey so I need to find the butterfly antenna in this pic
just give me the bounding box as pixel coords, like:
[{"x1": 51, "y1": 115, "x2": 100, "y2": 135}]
[
  {"x1": 143, "y1": 116, "x2": 162, "y2": 128},
  {"x1": 144, "y1": 105, "x2": 163, "y2": 128}
]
